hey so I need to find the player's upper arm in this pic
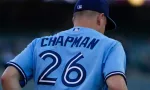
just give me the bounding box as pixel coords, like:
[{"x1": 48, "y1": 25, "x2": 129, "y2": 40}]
[
  {"x1": 5, "y1": 39, "x2": 37, "y2": 87},
  {"x1": 106, "y1": 75, "x2": 127, "y2": 90},
  {"x1": 1, "y1": 66, "x2": 21, "y2": 82},
  {"x1": 103, "y1": 42, "x2": 127, "y2": 90}
]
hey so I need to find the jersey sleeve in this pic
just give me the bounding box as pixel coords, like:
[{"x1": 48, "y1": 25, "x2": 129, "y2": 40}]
[
  {"x1": 103, "y1": 42, "x2": 126, "y2": 82},
  {"x1": 6, "y1": 39, "x2": 37, "y2": 87}
]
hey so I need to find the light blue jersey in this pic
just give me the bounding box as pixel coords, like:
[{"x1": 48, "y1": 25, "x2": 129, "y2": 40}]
[{"x1": 7, "y1": 27, "x2": 126, "y2": 90}]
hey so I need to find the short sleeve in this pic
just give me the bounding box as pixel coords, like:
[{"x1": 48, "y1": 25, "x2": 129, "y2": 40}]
[
  {"x1": 103, "y1": 42, "x2": 126, "y2": 82},
  {"x1": 6, "y1": 39, "x2": 36, "y2": 87}
]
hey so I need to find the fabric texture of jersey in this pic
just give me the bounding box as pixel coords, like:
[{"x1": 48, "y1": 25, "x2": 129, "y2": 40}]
[{"x1": 7, "y1": 27, "x2": 126, "y2": 90}]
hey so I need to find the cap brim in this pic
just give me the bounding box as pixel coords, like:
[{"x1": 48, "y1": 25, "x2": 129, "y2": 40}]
[{"x1": 106, "y1": 16, "x2": 117, "y2": 30}]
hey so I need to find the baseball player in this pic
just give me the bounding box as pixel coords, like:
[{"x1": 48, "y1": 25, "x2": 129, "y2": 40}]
[{"x1": 1, "y1": 0, "x2": 128, "y2": 90}]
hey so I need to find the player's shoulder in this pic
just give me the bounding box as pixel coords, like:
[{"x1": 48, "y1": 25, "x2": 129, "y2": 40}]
[
  {"x1": 100, "y1": 34, "x2": 123, "y2": 48},
  {"x1": 103, "y1": 35, "x2": 120, "y2": 44},
  {"x1": 100, "y1": 35, "x2": 125, "y2": 59},
  {"x1": 90, "y1": 30, "x2": 118, "y2": 44},
  {"x1": 83, "y1": 29, "x2": 123, "y2": 50},
  {"x1": 86, "y1": 29, "x2": 120, "y2": 45}
]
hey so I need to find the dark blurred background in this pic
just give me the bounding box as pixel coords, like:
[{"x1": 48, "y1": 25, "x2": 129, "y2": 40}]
[{"x1": 0, "y1": 0, "x2": 150, "y2": 90}]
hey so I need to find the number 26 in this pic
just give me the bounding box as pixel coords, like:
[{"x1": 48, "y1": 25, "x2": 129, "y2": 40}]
[{"x1": 37, "y1": 50, "x2": 86, "y2": 87}]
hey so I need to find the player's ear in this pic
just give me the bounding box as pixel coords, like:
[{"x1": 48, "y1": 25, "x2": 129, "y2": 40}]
[
  {"x1": 97, "y1": 13, "x2": 106, "y2": 26},
  {"x1": 100, "y1": 13, "x2": 105, "y2": 21},
  {"x1": 97, "y1": 13, "x2": 102, "y2": 26},
  {"x1": 72, "y1": 17, "x2": 75, "y2": 23},
  {"x1": 101, "y1": 13, "x2": 107, "y2": 26}
]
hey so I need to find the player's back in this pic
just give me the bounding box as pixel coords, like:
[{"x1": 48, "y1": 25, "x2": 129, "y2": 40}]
[{"x1": 34, "y1": 27, "x2": 119, "y2": 90}]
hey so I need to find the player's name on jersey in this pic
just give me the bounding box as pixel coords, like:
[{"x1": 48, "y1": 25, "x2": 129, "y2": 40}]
[{"x1": 41, "y1": 36, "x2": 100, "y2": 50}]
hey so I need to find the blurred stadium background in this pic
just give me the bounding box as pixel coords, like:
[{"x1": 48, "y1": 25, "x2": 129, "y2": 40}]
[{"x1": 0, "y1": 0, "x2": 150, "y2": 90}]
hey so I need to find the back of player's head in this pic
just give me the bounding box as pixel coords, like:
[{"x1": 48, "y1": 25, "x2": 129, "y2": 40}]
[
  {"x1": 73, "y1": 10, "x2": 99, "y2": 19},
  {"x1": 73, "y1": 0, "x2": 116, "y2": 31}
]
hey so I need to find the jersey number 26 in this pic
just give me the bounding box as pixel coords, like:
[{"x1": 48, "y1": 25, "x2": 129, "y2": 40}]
[{"x1": 37, "y1": 50, "x2": 86, "y2": 87}]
